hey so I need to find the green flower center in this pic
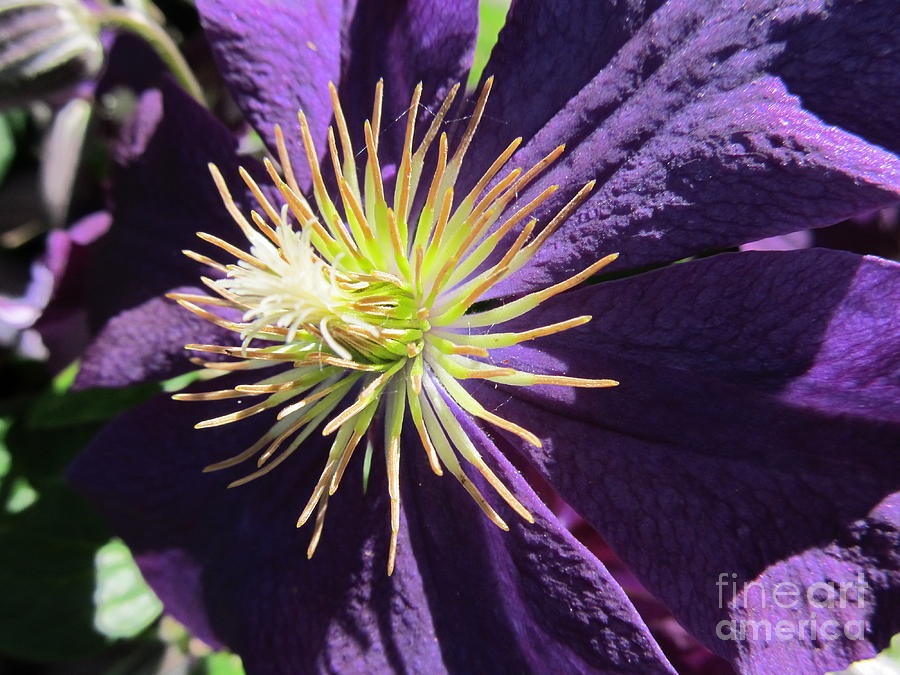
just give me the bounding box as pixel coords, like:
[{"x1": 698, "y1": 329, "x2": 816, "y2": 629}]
[{"x1": 171, "y1": 78, "x2": 618, "y2": 573}]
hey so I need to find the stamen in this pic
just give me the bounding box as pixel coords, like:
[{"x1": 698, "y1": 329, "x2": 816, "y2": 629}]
[
  {"x1": 165, "y1": 292, "x2": 237, "y2": 308},
  {"x1": 172, "y1": 389, "x2": 247, "y2": 402},
  {"x1": 178, "y1": 77, "x2": 618, "y2": 572},
  {"x1": 443, "y1": 183, "x2": 556, "y2": 290},
  {"x1": 412, "y1": 84, "x2": 458, "y2": 166},
  {"x1": 297, "y1": 112, "x2": 350, "y2": 249},
  {"x1": 322, "y1": 360, "x2": 405, "y2": 435},
  {"x1": 412, "y1": 133, "x2": 448, "y2": 254},
  {"x1": 370, "y1": 79, "x2": 383, "y2": 150},
  {"x1": 384, "y1": 381, "x2": 406, "y2": 575},
  {"x1": 208, "y1": 164, "x2": 260, "y2": 244},
  {"x1": 182, "y1": 249, "x2": 227, "y2": 274},
  {"x1": 423, "y1": 375, "x2": 533, "y2": 523},
  {"x1": 419, "y1": 391, "x2": 508, "y2": 529},
  {"x1": 508, "y1": 180, "x2": 597, "y2": 276},
  {"x1": 194, "y1": 390, "x2": 292, "y2": 429},
  {"x1": 249, "y1": 211, "x2": 280, "y2": 246},
  {"x1": 405, "y1": 374, "x2": 442, "y2": 475},
  {"x1": 328, "y1": 82, "x2": 360, "y2": 197},
  {"x1": 430, "y1": 363, "x2": 541, "y2": 447},
  {"x1": 328, "y1": 402, "x2": 377, "y2": 495},
  {"x1": 393, "y1": 82, "x2": 422, "y2": 227},
  {"x1": 196, "y1": 232, "x2": 268, "y2": 270},
  {"x1": 276, "y1": 375, "x2": 355, "y2": 421},
  {"x1": 459, "y1": 253, "x2": 619, "y2": 328},
  {"x1": 457, "y1": 137, "x2": 522, "y2": 218},
  {"x1": 363, "y1": 121, "x2": 386, "y2": 205},
  {"x1": 263, "y1": 158, "x2": 339, "y2": 259},
  {"x1": 444, "y1": 315, "x2": 592, "y2": 349},
  {"x1": 273, "y1": 124, "x2": 301, "y2": 195},
  {"x1": 238, "y1": 167, "x2": 282, "y2": 242},
  {"x1": 443, "y1": 76, "x2": 492, "y2": 189}
]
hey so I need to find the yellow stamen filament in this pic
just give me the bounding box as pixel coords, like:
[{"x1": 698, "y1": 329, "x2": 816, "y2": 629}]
[
  {"x1": 196, "y1": 232, "x2": 268, "y2": 270},
  {"x1": 394, "y1": 82, "x2": 422, "y2": 226},
  {"x1": 444, "y1": 315, "x2": 592, "y2": 349},
  {"x1": 412, "y1": 84, "x2": 458, "y2": 166},
  {"x1": 165, "y1": 292, "x2": 236, "y2": 308},
  {"x1": 328, "y1": 82, "x2": 359, "y2": 195},
  {"x1": 182, "y1": 249, "x2": 227, "y2": 274},
  {"x1": 419, "y1": 392, "x2": 508, "y2": 529},
  {"x1": 172, "y1": 389, "x2": 246, "y2": 402},
  {"x1": 273, "y1": 124, "x2": 301, "y2": 195},
  {"x1": 239, "y1": 166, "x2": 281, "y2": 220}
]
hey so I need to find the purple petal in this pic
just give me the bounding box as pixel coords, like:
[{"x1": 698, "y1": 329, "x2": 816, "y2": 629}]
[
  {"x1": 1, "y1": 211, "x2": 110, "y2": 361},
  {"x1": 338, "y1": 0, "x2": 478, "y2": 162},
  {"x1": 478, "y1": 0, "x2": 899, "y2": 167},
  {"x1": 469, "y1": 249, "x2": 900, "y2": 673},
  {"x1": 74, "y1": 287, "x2": 234, "y2": 390},
  {"x1": 195, "y1": 0, "x2": 341, "y2": 188},
  {"x1": 71, "y1": 386, "x2": 674, "y2": 672},
  {"x1": 742, "y1": 208, "x2": 900, "y2": 257},
  {"x1": 410, "y1": 397, "x2": 675, "y2": 673},
  {"x1": 0, "y1": 263, "x2": 53, "y2": 358},
  {"x1": 475, "y1": 0, "x2": 900, "y2": 297},
  {"x1": 469, "y1": 0, "x2": 661, "y2": 174},
  {"x1": 772, "y1": 0, "x2": 900, "y2": 155},
  {"x1": 811, "y1": 207, "x2": 900, "y2": 259},
  {"x1": 84, "y1": 83, "x2": 268, "y2": 380},
  {"x1": 741, "y1": 206, "x2": 900, "y2": 260},
  {"x1": 197, "y1": 0, "x2": 477, "y2": 176},
  {"x1": 740, "y1": 230, "x2": 813, "y2": 252}
]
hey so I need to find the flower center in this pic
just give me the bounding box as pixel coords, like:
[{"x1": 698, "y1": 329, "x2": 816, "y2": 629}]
[{"x1": 171, "y1": 78, "x2": 618, "y2": 574}]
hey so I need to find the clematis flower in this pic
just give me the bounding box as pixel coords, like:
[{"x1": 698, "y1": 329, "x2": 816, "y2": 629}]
[{"x1": 70, "y1": 2, "x2": 900, "y2": 674}]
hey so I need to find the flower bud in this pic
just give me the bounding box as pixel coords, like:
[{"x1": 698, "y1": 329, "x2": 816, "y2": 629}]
[{"x1": 0, "y1": 0, "x2": 103, "y2": 105}]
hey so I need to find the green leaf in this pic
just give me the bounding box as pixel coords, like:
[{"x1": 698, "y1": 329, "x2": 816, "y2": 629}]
[
  {"x1": 200, "y1": 652, "x2": 246, "y2": 675},
  {"x1": 0, "y1": 114, "x2": 13, "y2": 185},
  {"x1": 0, "y1": 109, "x2": 27, "y2": 186},
  {"x1": 94, "y1": 539, "x2": 163, "y2": 639},
  {"x1": 0, "y1": 483, "x2": 112, "y2": 662},
  {"x1": 52, "y1": 360, "x2": 80, "y2": 394},
  {"x1": 5, "y1": 475, "x2": 38, "y2": 513},
  {"x1": 0, "y1": 417, "x2": 11, "y2": 482},
  {"x1": 468, "y1": 0, "x2": 511, "y2": 88},
  {"x1": 27, "y1": 381, "x2": 160, "y2": 429},
  {"x1": 6, "y1": 415, "x2": 105, "y2": 484}
]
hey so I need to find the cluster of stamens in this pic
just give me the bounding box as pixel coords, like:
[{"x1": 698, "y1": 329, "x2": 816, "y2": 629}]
[{"x1": 170, "y1": 78, "x2": 618, "y2": 574}]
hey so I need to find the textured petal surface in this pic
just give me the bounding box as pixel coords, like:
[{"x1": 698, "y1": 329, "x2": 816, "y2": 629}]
[
  {"x1": 473, "y1": 0, "x2": 900, "y2": 297},
  {"x1": 197, "y1": 0, "x2": 478, "y2": 176},
  {"x1": 470, "y1": 0, "x2": 662, "y2": 173},
  {"x1": 70, "y1": 385, "x2": 674, "y2": 673},
  {"x1": 469, "y1": 249, "x2": 900, "y2": 673},
  {"x1": 771, "y1": 0, "x2": 900, "y2": 156},
  {"x1": 477, "y1": 0, "x2": 899, "y2": 166},
  {"x1": 74, "y1": 287, "x2": 234, "y2": 390},
  {"x1": 195, "y1": 0, "x2": 342, "y2": 188}
]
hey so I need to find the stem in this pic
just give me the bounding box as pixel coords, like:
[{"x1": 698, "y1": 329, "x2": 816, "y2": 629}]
[{"x1": 95, "y1": 7, "x2": 205, "y2": 105}]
